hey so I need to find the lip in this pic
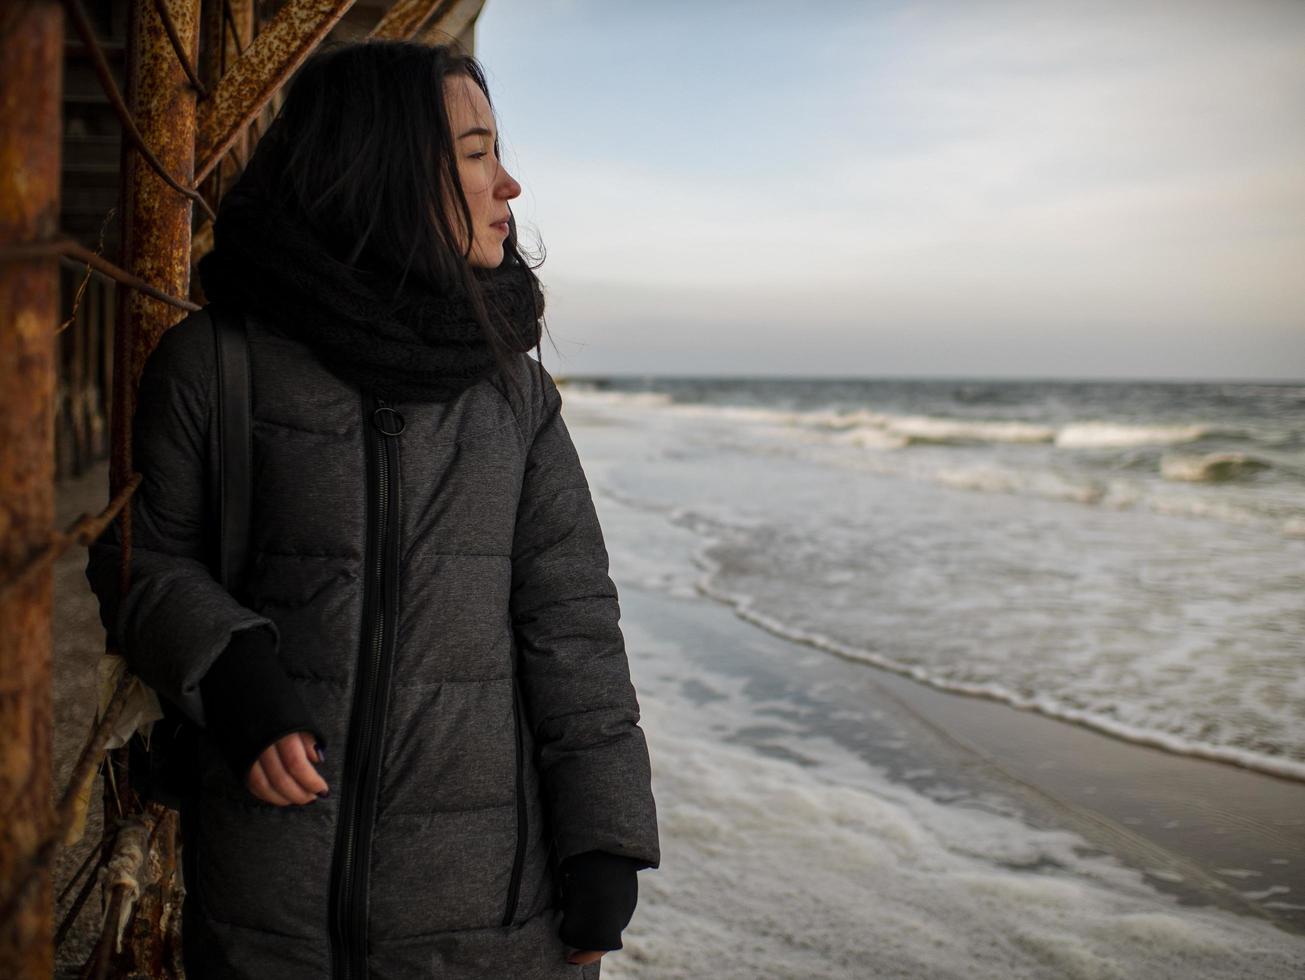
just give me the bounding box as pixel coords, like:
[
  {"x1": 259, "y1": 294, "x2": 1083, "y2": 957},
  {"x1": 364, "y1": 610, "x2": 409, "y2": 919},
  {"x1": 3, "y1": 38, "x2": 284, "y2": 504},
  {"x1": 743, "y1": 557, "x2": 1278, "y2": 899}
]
[{"x1": 491, "y1": 217, "x2": 511, "y2": 235}]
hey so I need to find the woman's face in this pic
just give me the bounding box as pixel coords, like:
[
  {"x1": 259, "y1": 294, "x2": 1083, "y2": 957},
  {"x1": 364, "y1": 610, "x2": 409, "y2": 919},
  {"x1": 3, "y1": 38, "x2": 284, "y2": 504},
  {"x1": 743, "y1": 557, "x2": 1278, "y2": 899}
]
[{"x1": 443, "y1": 73, "x2": 521, "y2": 269}]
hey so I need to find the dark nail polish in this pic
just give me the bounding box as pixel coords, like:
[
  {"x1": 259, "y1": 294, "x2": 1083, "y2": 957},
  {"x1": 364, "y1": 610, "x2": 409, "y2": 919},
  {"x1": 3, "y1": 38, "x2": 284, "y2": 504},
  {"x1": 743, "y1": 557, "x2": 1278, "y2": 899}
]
[
  {"x1": 315, "y1": 743, "x2": 326, "y2": 762},
  {"x1": 317, "y1": 788, "x2": 330, "y2": 798}
]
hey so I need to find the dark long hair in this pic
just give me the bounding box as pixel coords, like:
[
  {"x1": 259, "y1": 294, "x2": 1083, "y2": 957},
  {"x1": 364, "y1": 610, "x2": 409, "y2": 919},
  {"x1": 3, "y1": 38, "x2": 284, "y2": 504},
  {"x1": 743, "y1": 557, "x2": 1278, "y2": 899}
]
[{"x1": 214, "y1": 39, "x2": 547, "y2": 399}]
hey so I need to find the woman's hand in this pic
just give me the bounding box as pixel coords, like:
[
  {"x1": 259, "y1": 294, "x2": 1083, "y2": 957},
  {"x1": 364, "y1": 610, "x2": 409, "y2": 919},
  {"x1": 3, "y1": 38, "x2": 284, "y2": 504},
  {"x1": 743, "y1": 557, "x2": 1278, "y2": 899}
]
[
  {"x1": 565, "y1": 949, "x2": 606, "y2": 966},
  {"x1": 246, "y1": 731, "x2": 328, "y2": 805}
]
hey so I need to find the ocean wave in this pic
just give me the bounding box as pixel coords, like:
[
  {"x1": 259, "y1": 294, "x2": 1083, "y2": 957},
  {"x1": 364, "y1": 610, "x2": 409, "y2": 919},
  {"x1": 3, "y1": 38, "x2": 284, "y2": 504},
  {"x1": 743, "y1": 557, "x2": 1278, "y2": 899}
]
[
  {"x1": 938, "y1": 465, "x2": 1305, "y2": 535},
  {"x1": 561, "y1": 387, "x2": 675, "y2": 409},
  {"x1": 1160, "y1": 452, "x2": 1272, "y2": 483},
  {"x1": 1055, "y1": 422, "x2": 1211, "y2": 449},
  {"x1": 771, "y1": 411, "x2": 1060, "y2": 447},
  {"x1": 933, "y1": 465, "x2": 1106, "y2": 504},
  {"x1": 573, "y1": 389, "x2": 1305, "y2": 536},
  {"x1": 829, "y1": 427, "x2": 909, "y2": 450},
  {"x1": 690, "y1": 570, "x2": 1305, "y2": 785},
  {"x1": 885, "y1": 416, "x2": 1057, "y2": 445},
  {"x1": 570, "y1": 390, "x2": 1236, "y2": 453}
]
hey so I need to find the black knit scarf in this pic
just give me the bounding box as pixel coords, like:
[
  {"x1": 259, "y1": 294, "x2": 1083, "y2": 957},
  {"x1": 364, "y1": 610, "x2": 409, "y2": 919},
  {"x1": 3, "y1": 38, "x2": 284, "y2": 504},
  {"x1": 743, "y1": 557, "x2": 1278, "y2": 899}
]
[{"x1": 196, "y1": 184, "x2": 544, "y2": 403}]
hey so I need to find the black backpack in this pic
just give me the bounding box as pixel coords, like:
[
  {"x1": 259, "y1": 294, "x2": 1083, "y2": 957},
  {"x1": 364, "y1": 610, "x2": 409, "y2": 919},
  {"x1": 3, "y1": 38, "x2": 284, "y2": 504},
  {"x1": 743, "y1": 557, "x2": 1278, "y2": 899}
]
[{"x1": 127, "y1": 303, "x2": 252, "y2": 811}]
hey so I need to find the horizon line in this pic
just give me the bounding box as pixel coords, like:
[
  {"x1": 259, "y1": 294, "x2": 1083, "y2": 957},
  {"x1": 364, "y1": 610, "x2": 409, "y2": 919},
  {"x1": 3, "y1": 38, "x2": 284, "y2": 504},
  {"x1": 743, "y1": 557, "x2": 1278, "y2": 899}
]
[{"x1": 552, "y1": 372, "x2": 1305, "y2": 386}]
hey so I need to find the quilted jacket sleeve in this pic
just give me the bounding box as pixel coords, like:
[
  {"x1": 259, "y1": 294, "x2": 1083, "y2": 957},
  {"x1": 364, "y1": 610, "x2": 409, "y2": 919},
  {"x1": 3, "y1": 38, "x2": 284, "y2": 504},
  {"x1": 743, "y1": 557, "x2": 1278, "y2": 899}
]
[
  {"x1": 84, "y1": 312, "x2": 282, "y2": 729},
  {"x1": 510, "y1": 366, "x2": 661, "y2": 871}
]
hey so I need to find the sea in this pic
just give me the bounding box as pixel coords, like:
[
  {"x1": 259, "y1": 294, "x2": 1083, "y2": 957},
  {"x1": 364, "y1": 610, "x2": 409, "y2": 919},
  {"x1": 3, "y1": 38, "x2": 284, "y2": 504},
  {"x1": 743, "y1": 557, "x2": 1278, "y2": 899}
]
[{"x1": 560, "y1": 376, "x2": 1305, "y2": 782}]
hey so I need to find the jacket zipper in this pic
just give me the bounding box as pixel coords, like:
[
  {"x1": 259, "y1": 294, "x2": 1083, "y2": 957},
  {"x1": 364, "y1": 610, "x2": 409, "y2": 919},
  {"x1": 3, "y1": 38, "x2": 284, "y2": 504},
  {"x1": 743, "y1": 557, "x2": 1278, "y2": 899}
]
[
  {"x1": 502, "y1": 674, "x2": 528, "y2": 925},
  {"x1": 330, "y1": 390, "x2": 403, "y2": 980}
]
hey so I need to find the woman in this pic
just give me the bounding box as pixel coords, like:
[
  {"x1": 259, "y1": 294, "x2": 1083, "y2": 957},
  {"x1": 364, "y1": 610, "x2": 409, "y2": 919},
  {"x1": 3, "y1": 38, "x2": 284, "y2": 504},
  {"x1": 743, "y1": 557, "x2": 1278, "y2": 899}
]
[{"x1": 86, "y1": 40, "x2": 660, "y2": 979}]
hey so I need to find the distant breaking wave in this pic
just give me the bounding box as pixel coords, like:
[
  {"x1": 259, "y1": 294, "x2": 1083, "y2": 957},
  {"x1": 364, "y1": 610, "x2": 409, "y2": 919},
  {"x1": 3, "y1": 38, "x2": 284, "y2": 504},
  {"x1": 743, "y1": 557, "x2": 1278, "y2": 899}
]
[
  {"x1": 564, "y1": 388, "x2": 1234, "y2": 452},
  {"x1": 1055, "y1": 422, "x2": 1212, "y2": 448},
  {"x1": 1160, "y1": 452, "x2": 1272, "y2": 483},
  {"x1": 564, "y1": 387, "x2": 1303, "y2": 536}
]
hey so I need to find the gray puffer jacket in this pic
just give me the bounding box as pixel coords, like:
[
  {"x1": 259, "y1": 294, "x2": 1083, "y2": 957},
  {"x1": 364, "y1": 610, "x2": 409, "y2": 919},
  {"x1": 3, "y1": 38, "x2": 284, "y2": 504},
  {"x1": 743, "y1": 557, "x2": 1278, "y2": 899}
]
[{"x1": 85, "y1": 307, "x2": 661, "y2": 979}]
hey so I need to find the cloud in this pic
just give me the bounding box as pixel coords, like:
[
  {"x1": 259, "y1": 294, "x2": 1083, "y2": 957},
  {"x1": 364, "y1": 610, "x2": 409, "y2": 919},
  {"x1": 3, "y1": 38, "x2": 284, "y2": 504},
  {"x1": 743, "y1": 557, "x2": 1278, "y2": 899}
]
[{"x1": 482, "y1": 0, "x2": 1305, "y2": 377}]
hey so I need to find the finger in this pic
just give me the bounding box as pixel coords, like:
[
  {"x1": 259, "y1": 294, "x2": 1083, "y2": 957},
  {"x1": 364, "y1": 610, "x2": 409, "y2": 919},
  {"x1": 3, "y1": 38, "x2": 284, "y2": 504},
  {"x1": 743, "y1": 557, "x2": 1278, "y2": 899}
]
[
  {"x1": 297, "y1": 731, "x2": 324, "y2": 765},
  {"x1": 276, "y1": 733, "x2": 328, "y2": 796},
  {"x1": 260, "y1": 742, "x2": 316, "y2": 805},
  {"x1": 565, "y1": 950, "x2": 605, "y2": 966},
  {"x1": 247, "y1": 760, "x2": 294, "y2": 806}
]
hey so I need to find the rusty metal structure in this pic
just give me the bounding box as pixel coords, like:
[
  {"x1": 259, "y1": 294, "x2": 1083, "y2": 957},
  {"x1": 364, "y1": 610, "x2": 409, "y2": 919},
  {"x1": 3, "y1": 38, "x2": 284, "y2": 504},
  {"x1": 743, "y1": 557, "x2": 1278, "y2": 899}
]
[{"x1": 0, "y1": 1, "x2": 485, "y2": 975}]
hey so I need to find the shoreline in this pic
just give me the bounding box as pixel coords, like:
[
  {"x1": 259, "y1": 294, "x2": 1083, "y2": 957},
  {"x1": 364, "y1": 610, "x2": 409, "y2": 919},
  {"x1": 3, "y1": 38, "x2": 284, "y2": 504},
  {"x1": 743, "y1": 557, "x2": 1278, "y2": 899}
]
[
  {"x1": 562, "y1": 393, "x2": 1305, "y2": 939},
  {"x1": 617, "y1": 576, "x2": 1305, "y2": 938},
  {"x1": 696, "y1": 572, "x2": 1305, "y2": 785}
]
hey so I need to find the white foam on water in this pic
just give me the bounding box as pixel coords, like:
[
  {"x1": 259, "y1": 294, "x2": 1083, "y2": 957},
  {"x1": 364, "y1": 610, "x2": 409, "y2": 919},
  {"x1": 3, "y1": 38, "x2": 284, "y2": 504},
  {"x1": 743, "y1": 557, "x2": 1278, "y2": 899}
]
[
  {"x1": 828, "y1": 425, "x2": 910, "y2": 450},
  {"x1": 605, "y1": 623, "x2": 1305, "y2": 979},
  {"x1": 1055, "y1": 422, "x2": 1211, "y2": 449},
  {"x1": 888, "y1": 415, "x2": 1057, "y2": 445},
  {"x1": 691, "y1": 566, "x2": 1305, "y2": 784},
  {"x1": 564, "y1": 390, "x2": 1227, "y2": 453},
  {"x1": 568, "y1": 394, "x2": 1305, "y2": 785},
  {"x1": 932, "y1": 463, "x2": 1106, "y2": 504}
]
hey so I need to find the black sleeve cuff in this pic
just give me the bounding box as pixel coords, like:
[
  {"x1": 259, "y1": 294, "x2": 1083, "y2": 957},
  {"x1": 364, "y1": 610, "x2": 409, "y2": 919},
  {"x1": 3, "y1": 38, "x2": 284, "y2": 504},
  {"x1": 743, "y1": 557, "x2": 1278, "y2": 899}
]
[
  {"x1": 199, "y1": 626, "x2": 325, "y2": 781},
  {"x1": 556, "y1": 850, "x2": 643, "y2": 952}
]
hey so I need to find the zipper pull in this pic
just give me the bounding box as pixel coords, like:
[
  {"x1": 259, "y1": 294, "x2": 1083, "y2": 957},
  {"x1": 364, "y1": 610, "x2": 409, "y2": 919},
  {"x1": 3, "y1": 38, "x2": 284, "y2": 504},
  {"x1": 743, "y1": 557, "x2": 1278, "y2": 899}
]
[{"x1": 371, "y1": 393, "x2": 406, "y2": 436}]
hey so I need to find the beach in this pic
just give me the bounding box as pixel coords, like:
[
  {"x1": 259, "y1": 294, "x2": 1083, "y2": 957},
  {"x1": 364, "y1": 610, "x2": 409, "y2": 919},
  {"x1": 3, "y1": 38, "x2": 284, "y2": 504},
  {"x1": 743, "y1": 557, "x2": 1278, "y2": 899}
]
[
  {"x1": 49, "y1": 376, "x2": 1305, "y2": 978},
  {"x1": 555, "y1": 379, "x2": 1305, "y2": 978}
]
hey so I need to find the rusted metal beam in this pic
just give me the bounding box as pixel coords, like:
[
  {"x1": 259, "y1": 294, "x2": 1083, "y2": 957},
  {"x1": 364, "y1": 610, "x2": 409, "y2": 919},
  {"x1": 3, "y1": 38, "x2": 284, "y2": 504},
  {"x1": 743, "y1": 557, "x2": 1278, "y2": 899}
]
[
  {"x1": 419, "y1": 0, "x2": 483, "y2": 47},
  {"x1": 115, "y1": 0, "x2": 204, "y2": 393},
  {"x1": 97, "y1": 0, "x2": 203, "y2": 972},
  {"x1": 3, "y1": 236, "x2": 200, "y2": 312},
  {"x1": 195, "y1": 0, "x2": 358, "y2": 185},
  {"x1": 149, "y1": 0, "x2": 208, "y2": 96},
  {"x1": 221, "y1": 0, "x2": 249, "y2": 54},
  {"x1": 371, "y1": 0, "x2": 450, "y2": 40},
  {"x1": 62, "y1": 0, "x2": 215, "y2": 222},
  {"x1": 218, "y1": 0, "x2": 254, "y2": 202},
  {"x1": 0, "y1": 0, "x2": 61, "y2": 975}
]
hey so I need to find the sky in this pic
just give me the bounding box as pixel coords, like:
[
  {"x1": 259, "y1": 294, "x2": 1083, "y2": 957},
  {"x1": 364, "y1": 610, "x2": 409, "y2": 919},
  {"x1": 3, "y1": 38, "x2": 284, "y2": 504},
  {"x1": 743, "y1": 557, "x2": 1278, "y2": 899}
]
[{"x1": 474, "y1": 0, "x2": 1305, "y2": 380}]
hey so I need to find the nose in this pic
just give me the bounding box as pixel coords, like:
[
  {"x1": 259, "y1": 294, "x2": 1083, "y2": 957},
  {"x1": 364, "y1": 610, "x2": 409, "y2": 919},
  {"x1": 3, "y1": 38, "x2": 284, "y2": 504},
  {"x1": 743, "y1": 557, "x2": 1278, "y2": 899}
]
[{"x1": 496, "y1": 164, "x2": 521, "y2": 201}]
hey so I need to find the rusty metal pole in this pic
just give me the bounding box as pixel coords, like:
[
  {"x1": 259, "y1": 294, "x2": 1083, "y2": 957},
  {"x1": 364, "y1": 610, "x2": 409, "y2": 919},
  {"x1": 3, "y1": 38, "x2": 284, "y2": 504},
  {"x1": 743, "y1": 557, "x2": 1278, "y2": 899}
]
[
  {"x1": 220, "y1": 0, "x2": 254, "y2": 199},
  {"x1": 0, "y1": 2, "x2": 63, "y2": 977},
  {"x1": 100, "y1": 0, "x2": 202, "y2": 974}
]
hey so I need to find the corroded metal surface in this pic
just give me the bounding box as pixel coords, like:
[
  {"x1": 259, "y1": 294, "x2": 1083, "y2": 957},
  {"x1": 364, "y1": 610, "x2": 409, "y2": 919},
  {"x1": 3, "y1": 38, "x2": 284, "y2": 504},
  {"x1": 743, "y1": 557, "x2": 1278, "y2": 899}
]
[
  {"x1": 64, "y1": 0, "x2": 214, "y2": 222},
  {"x1": 101, "y1": 0, "x2": 202, "y2": 973},
  {"x1": 150, "y1": 0, "x2": 208, "y2": 96},
  {"x1": 0, "y1": 237, "x2": 198, "y2": 312},
  {"x1": 219, "y1": 0, "x2": 253, "y2": 200},
  {"x1": 370, "y1": 0, "x2": 448, "y2": 40},
  {"x1": 0, "y1": 1, "x2": 62, "y2": 976},
  {"x1": 195, "y1": 0, "x2": 358, "y2": 184},
  {"x1": 116, "y1": 0, "x2": 201, "y2": 396}
]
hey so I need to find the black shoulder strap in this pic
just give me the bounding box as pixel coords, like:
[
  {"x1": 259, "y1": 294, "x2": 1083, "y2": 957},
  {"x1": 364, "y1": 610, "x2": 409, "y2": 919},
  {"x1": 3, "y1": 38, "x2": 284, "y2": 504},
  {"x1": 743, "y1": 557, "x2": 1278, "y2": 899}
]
[{"x1": 210, "y1": 304, "x2": 252, "y2": 594}]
